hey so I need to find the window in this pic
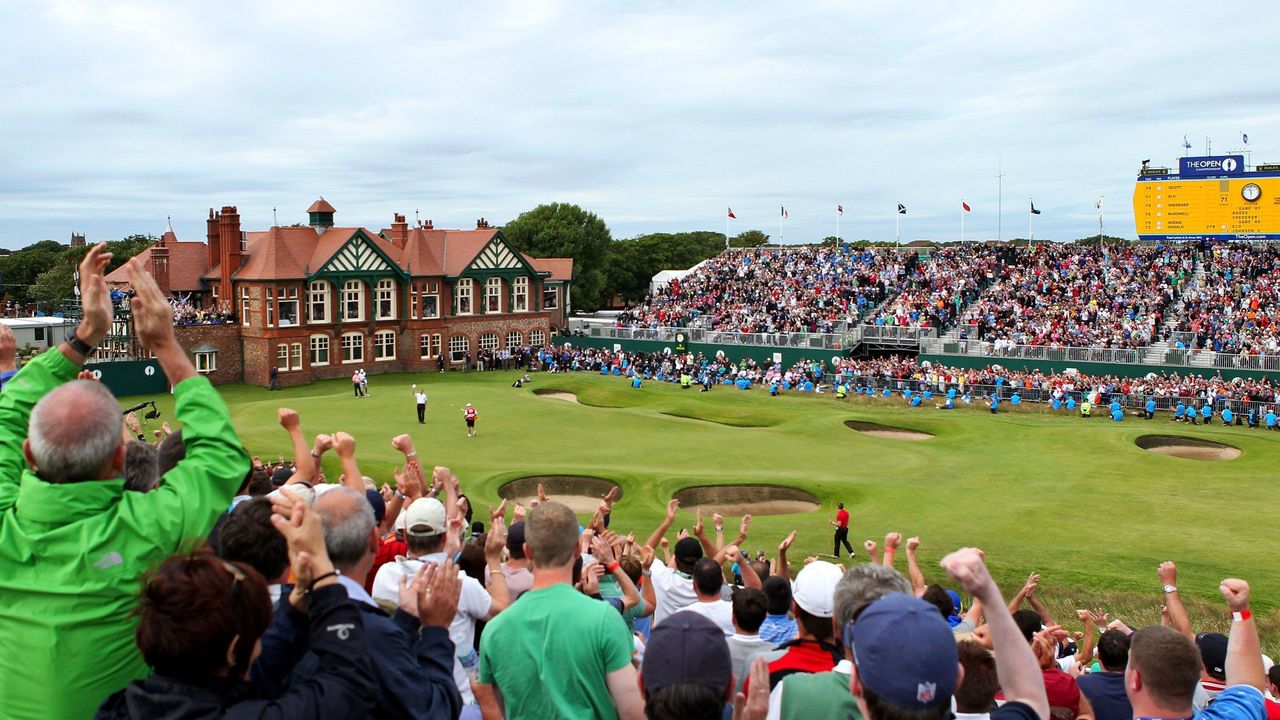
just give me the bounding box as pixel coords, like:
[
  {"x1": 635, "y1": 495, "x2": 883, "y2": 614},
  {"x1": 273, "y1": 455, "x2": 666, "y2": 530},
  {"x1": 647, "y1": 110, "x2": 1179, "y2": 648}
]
[
  {"x1": 506, "y1": 331, "x2": 522, "y2": 349},
  {"x1": 239, "y1": 231, "x2": 247, "y2": 252},
  {"x1": 210, "y1": 285, "x2": 218, "y2": 306},
  {"x1": 485, "y1": 278, "x2": 502, "y2": 313},
  {"x1": 308, "y1": 281, "x2": 329, "y2": 323},
  {"x1": 343, "y1": 280, "x2": 365, "y2": 321},
  {"x1": 195, "y1": 351, "x2": 217, "y2": 373},
  {"x1": 342, "y1": 332, "x2": 364, "y2": 363},
  {"x1": 543, "y1": 286, "x2": 558, "y2": 310},
  {"x1": 376, "y1": 279, "x2": 396, "y2": 320},
  {"x1": 279, "y1": 287, "x2": 299, "y2": 327},
  {"x1": 291, "y1": 343, "x2": 303, "y2": 370},
  {"x1": 413, "y1": 281, "x2": 440, "y2": 319},
  {"x1": 479, "y1": 332, "x2": 499, "y2": 352},
  {"x1": 456, "y1": 279, "x2": 473, "y2": 315},
  {"x1": 420, "y1": 333, "x2": 441, "y2": 359},
  {"x1": 513, "y1": 277, "x2": 528, "y2": 312},
  {"x1": 530, "y1": 329, "x2": 546, "y2": 346},
  {"x1": 310, "y1": 335, "x2": 330, "y2": 366},
  {"x1": 241, "y1": 287, "x2": 251, "y2": 326},
  {"x1": 375, "y1": 330, "x2": 396, "y2": 360},
  {"x1": 266, "y1": 288, "x2": 275, "y2": 327},
  {"x1": 277, "y1": 344, "x2": 290, "y2": 370},
  {"x1": 449, "y1": 335, "x2": 469, "y2": 363}
]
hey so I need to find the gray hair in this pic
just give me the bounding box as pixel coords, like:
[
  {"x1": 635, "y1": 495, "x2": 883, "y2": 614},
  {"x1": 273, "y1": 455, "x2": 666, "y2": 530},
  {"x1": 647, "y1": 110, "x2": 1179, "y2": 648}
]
[
  {"x1": 123, "y1": 440, "x2": 159, "y2": 492},
  {"x1": 29, "y1": 380, "x2": 123, "y2": 483},
  {"x1": 314, "y1": 486, "x2": 375, "y2": 571},
  {"x1": 833, "y1": 563, "x2": 912, "y2": 628}
]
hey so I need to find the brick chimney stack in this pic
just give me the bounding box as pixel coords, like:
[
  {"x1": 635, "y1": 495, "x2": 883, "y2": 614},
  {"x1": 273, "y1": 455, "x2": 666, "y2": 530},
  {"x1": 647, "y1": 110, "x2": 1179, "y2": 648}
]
[
  {"x1": 217, "y1": 205, "x2": 242, "y2": 304},
  {"x1": 390, "y1": 213, "x2": 409, "y2": 249},
  {"x1": 206, "y1": 208, "x2": 221, "y2": 271},
  {"x1": 149, "y1": 243, "x2": 171, "y2": 295}
]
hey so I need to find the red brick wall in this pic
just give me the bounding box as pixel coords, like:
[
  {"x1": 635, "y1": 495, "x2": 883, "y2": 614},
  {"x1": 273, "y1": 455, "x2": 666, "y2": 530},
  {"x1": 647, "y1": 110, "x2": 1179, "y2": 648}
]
[{"x1": 174, "y1": 324, "x2": 242, "y2": 385}]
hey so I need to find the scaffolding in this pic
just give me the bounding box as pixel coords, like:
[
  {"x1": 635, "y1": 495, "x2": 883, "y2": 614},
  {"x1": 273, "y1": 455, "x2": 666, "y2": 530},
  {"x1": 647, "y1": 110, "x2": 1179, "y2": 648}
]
[{"x1": 63, "y1": 298, "x2": 147, "y2": 362}]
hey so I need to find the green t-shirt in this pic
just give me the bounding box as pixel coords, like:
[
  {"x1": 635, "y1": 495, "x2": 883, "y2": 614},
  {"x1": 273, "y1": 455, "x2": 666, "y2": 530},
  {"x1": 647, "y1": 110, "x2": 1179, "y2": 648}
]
[{"x1": 478, "y1": 583, "x2": 633, "y2": 720}]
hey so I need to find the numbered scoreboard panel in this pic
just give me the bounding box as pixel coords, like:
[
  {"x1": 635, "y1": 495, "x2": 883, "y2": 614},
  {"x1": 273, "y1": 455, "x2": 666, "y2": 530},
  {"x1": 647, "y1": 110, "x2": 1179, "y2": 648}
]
[{"x1": 1133, "y1": 176, "x2": 1280, "y2": 238}]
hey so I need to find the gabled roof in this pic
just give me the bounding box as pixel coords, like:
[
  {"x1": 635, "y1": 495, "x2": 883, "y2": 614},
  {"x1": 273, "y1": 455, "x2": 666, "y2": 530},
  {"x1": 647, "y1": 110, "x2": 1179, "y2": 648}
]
[
  {"x1": 104, "y1": 241, "x2": 210, "y2": 292},
  {"x1": 530, "y1": 257, "x2": 574, "y2": 282},
  {"x1": 310, "y1": 229, "x2": 407, "y2": 279}
]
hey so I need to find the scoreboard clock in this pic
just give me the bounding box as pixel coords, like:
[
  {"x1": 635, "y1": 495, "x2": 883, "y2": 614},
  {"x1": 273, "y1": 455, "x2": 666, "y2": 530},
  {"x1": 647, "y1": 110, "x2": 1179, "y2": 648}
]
[{"x1": 1242, "y1": 183, "x2": 1262, "y2": 202}]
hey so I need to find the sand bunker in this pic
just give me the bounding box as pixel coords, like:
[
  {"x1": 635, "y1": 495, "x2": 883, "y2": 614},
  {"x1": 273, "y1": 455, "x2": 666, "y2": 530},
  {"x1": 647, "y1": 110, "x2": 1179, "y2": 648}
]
[
  {"x1": 1135, "y1": 435, "x2": 1241, "y2": 461},
  {"x1": 673, "y1": 484, "x2": 820, "y2": 516},
  {"x1": 659, "y1": 411, "x2": 767, "y2": 428},
  {"x1": 533, "y1": 389, "x2": 580, "y2": 404},
  {"x1": 498, "y1": 475, "x2": 621, "y2": 514},
  {"x1": 845, "y1": 420, "x2": 933, "y2": 441}
]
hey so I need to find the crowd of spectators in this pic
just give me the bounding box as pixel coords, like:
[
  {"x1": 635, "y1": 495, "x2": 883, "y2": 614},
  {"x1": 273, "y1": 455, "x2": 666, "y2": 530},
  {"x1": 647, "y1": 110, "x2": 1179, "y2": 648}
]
[
  {"x1": 171, "y1": 297, "x2": 236, "y2": 325},
  {"x1": 861, "y1": 245, "x2": 1011, "y2": 330},
  {"x1": 1174, "y1": 242, "x2": 1280, "y2": 356}
]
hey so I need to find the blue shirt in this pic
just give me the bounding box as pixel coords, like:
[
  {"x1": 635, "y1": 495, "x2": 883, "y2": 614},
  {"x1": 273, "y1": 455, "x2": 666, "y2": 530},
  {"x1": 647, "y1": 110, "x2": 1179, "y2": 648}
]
[
  {"x1": 758, "y1": 614, "x2": 797, "y2": 645},
  {"x1": 1195, "y1": 685, "x2": 1264, "y2": 720},
  {"x1": 1146, "y1": 399, "x2": 1156, "y2": 413},
  {"x1": 1202, "y1": 405, "x2": 1212, "y2": 418},
  {"x1": 1076, "y1": 671, "x2": 1131, "y2": 720}
]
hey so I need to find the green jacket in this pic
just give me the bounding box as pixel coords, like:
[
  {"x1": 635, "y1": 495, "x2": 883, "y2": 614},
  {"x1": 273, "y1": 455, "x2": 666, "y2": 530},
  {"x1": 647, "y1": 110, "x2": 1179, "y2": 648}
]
[{"x1": 0, "y1": 349, "x2": 249, "y2": 720}]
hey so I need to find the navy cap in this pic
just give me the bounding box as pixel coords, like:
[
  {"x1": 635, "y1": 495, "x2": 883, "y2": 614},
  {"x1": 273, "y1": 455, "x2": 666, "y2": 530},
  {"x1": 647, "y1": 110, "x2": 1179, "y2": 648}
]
[
  {"x1": 641, "y1": 610, "x2": 732, "y2": 696},
  {"x1": 365, "y1": 489, "x2": 386, "y2": 524},
  {"x1": 674, "y1": 537, "x2": 703, "y2": 562},
  {"x1": 850, "y1": 593, "x2": 958, "y2": 708},
  {"x1": 1196, "y1": 632, "x2": 1228, "y2": 681}
]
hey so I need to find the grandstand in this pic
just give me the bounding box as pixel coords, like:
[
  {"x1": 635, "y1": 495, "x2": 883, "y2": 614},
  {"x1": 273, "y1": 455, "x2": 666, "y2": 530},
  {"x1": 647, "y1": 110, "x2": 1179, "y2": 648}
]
[{"x1": 584, "y1": 238, "x2": 1280, "y2": 375}]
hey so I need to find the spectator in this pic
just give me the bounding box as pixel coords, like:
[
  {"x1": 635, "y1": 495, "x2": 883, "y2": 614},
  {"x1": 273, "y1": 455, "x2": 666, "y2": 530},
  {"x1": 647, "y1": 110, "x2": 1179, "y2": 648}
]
[
  {"x1": 745, "y1": 560, "x2": 844, "y2": 692},
  {"x1": 644, "y1": 499, "x2": 702, "y2": 625},
  {"x1": 0, "y1": 249, "x2": 250, "y2": 720},
  {"x1": 679, "y1": 556, "x2": 736, "y2": 635},
  {"x1": 726, "y1": 587, "x2": 772, "y2": 692},
  {"x1": 1077, "y1": 629, "x2": 1133, "y2": 720},
  {"x1": 640, "y1": 610, "x2": 735, "y2": 720},
  {"x1": 476, "y1": 500, "x2": 644, "y2": 719},
  {"x1": 500, "y1": 520, "x2": 534, "y2": 600},
  {"x1": 956, "y1": 639, "x2": 1001, "y2": 720},
  {"x1": 216, "y1": 497, "x2": 291, "y2": 605},
  {"x1": 759, "y1": 575, "x2": 799, "y2": 645}
]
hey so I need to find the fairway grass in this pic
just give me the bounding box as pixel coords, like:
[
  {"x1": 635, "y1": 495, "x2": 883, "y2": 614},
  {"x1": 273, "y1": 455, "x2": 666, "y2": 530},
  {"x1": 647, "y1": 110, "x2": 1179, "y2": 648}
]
[{"x1": 124, "y1": 369, "x2": 1280, "y2": 648}]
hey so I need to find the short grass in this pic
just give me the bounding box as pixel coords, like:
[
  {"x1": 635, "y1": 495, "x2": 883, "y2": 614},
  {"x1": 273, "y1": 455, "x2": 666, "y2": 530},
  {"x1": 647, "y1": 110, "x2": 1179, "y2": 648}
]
[{"x1": 124, "y1": 370, "x2": 1280, "y2": 651}]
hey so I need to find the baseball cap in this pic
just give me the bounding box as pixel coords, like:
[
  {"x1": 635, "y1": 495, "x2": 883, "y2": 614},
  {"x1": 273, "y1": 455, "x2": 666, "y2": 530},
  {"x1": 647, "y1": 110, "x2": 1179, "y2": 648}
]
[
  {"x1": 365, "y1": 488, "x2": 386, "y2": 524},
  {"x1": 403, "y1": 498, "x2": 447, "y2": 537},
  {"x1": 270, "y1": 466, "x2": 294, "y2": 487},
  {"x1": 1196, "y1": 632, "x2": 1228, "y2": 681},
  {"x1": 792, "y1": 560, "x2": 843, "y2": 618},
  {"x1": 506, "y1": 521, "x2": 526, "y2": 554},
  {"x1": 641, "y1": 610, "x2": 732, "y2": 696},
  {"x1": 674, "y1": 537, "x2": 703, "y2": 563},
  {"x1": 850, "y1": 593, "x2": 958, "y2": 709}
]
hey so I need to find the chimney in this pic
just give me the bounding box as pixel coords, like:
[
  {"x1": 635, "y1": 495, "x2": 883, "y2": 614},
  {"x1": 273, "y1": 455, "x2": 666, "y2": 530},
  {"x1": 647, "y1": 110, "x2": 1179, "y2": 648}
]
[
  {"x1": 390, "y1": 213, "x2": 409, "y2": 249},
  {"x1": 149, "y1": 243, "x2": 171, "y2": 295},
  {"x1": 425, "y1": 219, "x2": 433, "y2": 229},
  {"x1": 70, "y1": 233, "x2": 86, "y2": 248},
  {"x1": 206, "y1": 208, "x2": 221, "y2": 270},
  {"x1": 218, "y1": 205, "x2": 242, "y2": 304}
]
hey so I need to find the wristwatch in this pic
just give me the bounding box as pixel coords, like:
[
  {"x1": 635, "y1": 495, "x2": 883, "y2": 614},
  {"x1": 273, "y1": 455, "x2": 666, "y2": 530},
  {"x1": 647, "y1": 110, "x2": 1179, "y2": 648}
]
[
  {"x1": 64, "y1": 329, "x2": 96, "y2": 357},
  {"x1": 1163, "y1": 584, "x2": 1178, "y2": 593}
]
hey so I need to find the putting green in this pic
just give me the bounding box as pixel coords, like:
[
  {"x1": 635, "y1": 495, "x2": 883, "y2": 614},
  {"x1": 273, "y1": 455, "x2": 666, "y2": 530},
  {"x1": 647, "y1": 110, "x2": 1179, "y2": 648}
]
[{"x1": 121, "y1": 369, "x2": 1280, "y2": 646}]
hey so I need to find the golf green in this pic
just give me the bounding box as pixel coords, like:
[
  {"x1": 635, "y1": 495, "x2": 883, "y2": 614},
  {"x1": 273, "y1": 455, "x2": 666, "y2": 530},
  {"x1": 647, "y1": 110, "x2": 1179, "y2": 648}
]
[{"x1": 122, "y1": 369, "x2": 1280, "y2": 645}]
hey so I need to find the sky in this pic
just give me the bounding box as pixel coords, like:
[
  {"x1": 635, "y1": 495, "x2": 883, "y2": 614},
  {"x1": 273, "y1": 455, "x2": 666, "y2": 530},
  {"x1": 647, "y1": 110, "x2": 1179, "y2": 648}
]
[{"x1": 1, "y1": 0, "x2": 1278, "y2": 249}]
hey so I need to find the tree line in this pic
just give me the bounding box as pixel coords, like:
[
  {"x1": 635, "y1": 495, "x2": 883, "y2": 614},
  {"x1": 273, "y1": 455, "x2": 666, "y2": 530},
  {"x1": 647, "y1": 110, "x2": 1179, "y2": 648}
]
[{"x1": 1, "y1": 236, "x2": 154, "y2": 311}]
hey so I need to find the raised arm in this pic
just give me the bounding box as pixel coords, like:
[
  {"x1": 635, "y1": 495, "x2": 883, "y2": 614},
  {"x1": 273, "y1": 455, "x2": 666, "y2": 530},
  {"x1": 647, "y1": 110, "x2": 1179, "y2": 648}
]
[
  {"x1": 332, "y1": 432, "x2": 365, "y2": 492},
  {"x1": 638, "y1": 545, "x2": 657, "y2": 617},
  {"x1": 943, "y1": 548, "x2": 1049, "y2": 720},
  {"x1": 882, "y1": 532, "x2": 901, "y2": 568},
  {"x1": 863, "y1": 539, "x2": 881, "y2": 565},
  {"x1": 482, "y1": 518, "x2": 510, "y2": 619},
  {"x1": 1220, "y1": 579, "x2": 1265, "y2": 691},
  {"x1": 594, "y1": 533, "x2": 642, "y2": 612},
  {"x1": 726, "y1": 545, "x2": 761, "y2": 590},
  {"x1": 776, "y1": 530, "x2": 796, "y2": 581},
  {"x1": 278, "y1": 409, "x2": 315, "y2": 484},
  {"x1": 644, "y1": 499, "x2": 680, "y2": 560},
  {"x1": 1007, "y1": 572, "x2": 1038, "y2": 614},
  {"x1": 1159, "y1": 561, "x2": 1193, "y2": 640},
  {"x1": 905, "y1": 536, "x2": 926, "y2": 597}
]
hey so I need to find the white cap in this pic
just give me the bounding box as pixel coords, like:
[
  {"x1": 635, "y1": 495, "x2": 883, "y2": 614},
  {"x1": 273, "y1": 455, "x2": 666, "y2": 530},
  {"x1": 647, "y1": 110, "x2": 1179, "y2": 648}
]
[
  {"x1": 792, "y1": 561, "x2": 844, "y2": 618},
  {"x1": 403, "y1": 498, "x2": 447, "y2": 537}
]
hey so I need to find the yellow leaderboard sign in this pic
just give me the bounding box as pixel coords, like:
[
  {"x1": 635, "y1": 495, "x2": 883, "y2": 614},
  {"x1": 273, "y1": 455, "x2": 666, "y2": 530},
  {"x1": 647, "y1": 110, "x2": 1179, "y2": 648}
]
[{"x1": 1133, "y1": 176, "x2": 1280, "y2": 239}]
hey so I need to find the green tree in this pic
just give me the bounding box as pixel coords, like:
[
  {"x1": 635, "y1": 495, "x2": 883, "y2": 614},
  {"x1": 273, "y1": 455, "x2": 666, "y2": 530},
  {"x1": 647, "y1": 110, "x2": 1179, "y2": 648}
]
[
  {"x1": 731, "y1": 229, "x2": 769, "y2": 247},
  {"x1": 502, "y1": 203, "x2": 612, "y2": 312}
]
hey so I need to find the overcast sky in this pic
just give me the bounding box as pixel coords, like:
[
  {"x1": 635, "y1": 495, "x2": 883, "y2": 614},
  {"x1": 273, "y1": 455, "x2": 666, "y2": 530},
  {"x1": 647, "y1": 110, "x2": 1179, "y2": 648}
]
[{"x1": 1, "y1": 0, "x2": 1277, "y2": 249}]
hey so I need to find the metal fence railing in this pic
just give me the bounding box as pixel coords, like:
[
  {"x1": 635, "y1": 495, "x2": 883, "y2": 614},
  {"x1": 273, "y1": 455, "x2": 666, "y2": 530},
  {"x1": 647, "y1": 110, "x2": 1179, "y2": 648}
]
[{"x1": 566, "y1": 321, "x2": 861, "y2": 352}]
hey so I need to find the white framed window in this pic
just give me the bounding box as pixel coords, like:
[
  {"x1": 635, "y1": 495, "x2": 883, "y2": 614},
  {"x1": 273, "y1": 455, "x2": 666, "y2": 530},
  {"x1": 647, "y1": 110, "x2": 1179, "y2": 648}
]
[
  {"x1": 266, "y1": 288, "x2": 275, "y2": 327},
  {"x1": 277, "y1": 343, "x2": 290, "y2": 371},
  {"x1": 342, "y1": 332, "x2": 364, "y2": 363},
  {"x1": 420, "y1": 281, "x2": 439, "y2": 319},
  {"x1": 210, "y1": 285, "x2": 219, "y2": 305},
  {"x1": 310, "y1": 335, "x2": 330, "y2": 366},
  {"x1": 449, "y1": 335, "x2": 469, "y2": 363},
  {"x1": 543, "y1": 286, "x2": 558, "y2": 310},
  {"x1": 290, "y1": 343, "x2": 302, "y2": 370},
  {"x1": 375, "y1": 330, "x2": 396, "y2": 360},
  {"x1": 279, "y1": 287, "x2": 299, "y2": 327},
  {"x1": 241, "y1": 287, "x2": 251, "y2": 327},
  {"x1": 506, "y1": 331, "x2": 522, "y2": 349},
  {"x1": 343, "y1": 280, "x2": 365, "y2": 321},
  {"x1": 376, "y1": 279, "x2": 396, "y2": 320},
  {"x1": 456, "y1": 279, "x2": 473, "y2": 315},
  {"x1": 513, "y1": 277, "x2": 528, "y2": 312},
  {"x1": 530, "y1": 329, "x2": 546, "y2": 346},
  {"x1": 485, "y1": 277, "x2": 502, "y2": 313},
  {"x1": 420, "y1": 333, "x2": 441, "y2": 359},
  {"x1": 308, "y1": 281, "x2": 329, "y2": 323},
  {"x1": 479, "y1": 332, "x2": 499, "y2": 352},
  {"x1": 195, "y1": 351, "x2": 217, "y2": 373}
]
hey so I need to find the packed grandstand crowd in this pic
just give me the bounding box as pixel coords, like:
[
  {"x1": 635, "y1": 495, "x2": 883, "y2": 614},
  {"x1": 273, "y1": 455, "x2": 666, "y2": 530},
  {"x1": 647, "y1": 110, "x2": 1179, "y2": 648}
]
[
  {"x1": 616, "y1": 239, "x2": 1280, "y2": 356},
  {"x1": 4, "y1": 244, "x2": 1280, "y2": 720}
]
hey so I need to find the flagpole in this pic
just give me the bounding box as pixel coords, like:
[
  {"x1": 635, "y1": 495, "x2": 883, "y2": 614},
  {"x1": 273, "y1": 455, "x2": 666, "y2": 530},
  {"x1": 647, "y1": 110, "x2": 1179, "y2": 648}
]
[
  {"x1": 961, "y1": 203, "x2": 965, "y2": 244},
  {"x1": 836, "y1": 205, "x2": 840, "y2": 245},
  {"x1": 895, "y1": 205, "x2": 900, "y2": 245},
  {"x1": 1028, "y1": 199, "x2": 1033, "y2": 245},
  {"x1": 725, "y1": 212, "x2": 730, "y2": 250}
]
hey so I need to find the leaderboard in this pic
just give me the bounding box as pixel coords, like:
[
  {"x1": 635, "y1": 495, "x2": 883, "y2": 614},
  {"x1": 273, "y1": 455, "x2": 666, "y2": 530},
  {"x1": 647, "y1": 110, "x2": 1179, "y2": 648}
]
[{"x1": 1133, "y1": 155, "x2": 1280, "y2": 240}]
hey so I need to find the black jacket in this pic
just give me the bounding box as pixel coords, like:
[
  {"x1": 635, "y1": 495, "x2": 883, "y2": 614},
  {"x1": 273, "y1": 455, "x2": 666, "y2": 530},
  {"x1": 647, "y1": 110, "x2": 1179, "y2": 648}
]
[{"x1": 95, "y1": 583, "x2": 377, "y2": 719}]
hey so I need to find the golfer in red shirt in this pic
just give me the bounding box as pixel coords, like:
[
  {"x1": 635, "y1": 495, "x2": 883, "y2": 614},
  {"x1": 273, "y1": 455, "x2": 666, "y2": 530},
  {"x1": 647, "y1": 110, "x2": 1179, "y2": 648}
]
[{"x1": 831, "y1": 502, "x2": 854, "y2": 557}]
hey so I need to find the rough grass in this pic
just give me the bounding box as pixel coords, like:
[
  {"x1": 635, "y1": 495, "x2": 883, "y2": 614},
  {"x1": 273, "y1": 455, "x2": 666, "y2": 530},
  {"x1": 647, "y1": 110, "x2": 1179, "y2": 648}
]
[{"x1": 124, "y1": 369, "x2": 1280, "y2": 654}]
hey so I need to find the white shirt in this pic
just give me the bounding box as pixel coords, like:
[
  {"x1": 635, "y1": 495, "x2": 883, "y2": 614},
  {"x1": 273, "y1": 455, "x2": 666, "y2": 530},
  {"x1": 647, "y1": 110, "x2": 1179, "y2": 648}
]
[
  {"x1": 648, "y1": 559, "x2": 697, "y2": 626},
  {"x1": 414, "y1": 391, "x2": 428, "y2": 404},
  {"x1": 678, "y1": 598, "x2": 735, "y2": 636},
  {"x1": 371, "y1": 552, "x2": 493, "y2": 704}
]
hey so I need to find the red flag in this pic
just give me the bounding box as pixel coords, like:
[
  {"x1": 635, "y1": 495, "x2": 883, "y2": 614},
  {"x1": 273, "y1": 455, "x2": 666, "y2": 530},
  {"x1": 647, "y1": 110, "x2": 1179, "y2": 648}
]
[
  {"x1": 837, "y1": 204, "x2": 844, "y2": 215},
  {"x1": 727, "y1": 207, "x2": 736, "y2": 219},
  {"x1": 962, "y1": 201, "x2": 972, "y2": 212}
]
